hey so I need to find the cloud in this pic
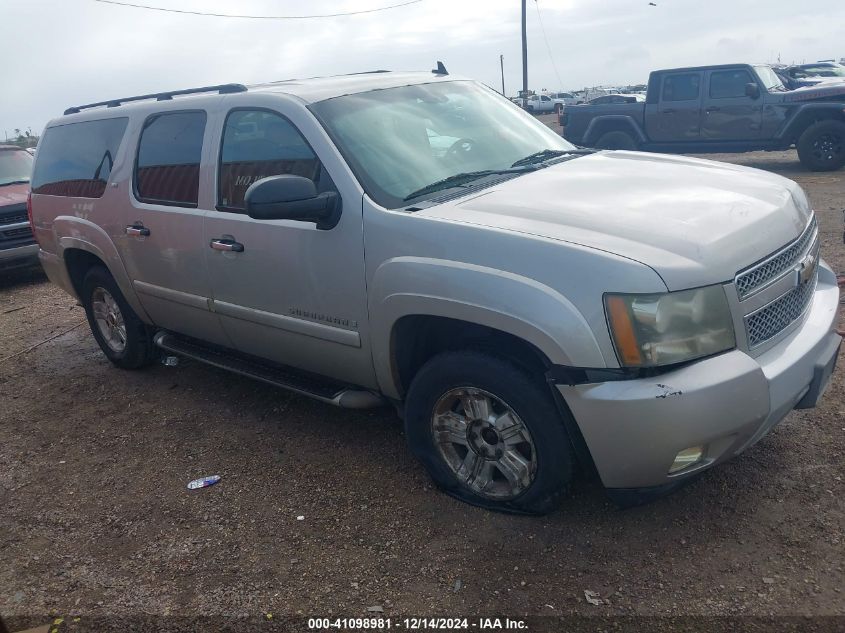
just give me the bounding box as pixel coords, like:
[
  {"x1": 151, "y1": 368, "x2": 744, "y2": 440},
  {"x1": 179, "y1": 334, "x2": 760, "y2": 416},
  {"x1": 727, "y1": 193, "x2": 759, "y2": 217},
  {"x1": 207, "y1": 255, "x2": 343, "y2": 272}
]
[{"x1": 2, "y1": 0, "x2": 843, "y2": 134}]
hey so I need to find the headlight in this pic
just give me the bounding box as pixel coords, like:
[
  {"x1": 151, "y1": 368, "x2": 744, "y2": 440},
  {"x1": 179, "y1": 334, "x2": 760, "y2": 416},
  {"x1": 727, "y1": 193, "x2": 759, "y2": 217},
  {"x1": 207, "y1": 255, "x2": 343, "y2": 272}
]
[{"x1": 604, "y1": 285, "x2": 735, "y2": 367}]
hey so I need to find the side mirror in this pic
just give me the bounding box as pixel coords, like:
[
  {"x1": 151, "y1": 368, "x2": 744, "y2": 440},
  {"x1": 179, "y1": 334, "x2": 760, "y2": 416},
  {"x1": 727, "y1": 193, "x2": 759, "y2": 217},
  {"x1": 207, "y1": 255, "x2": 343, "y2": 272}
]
[
  {"x1": 245, "y1": 175, "x2": 341, "y2": 230},
  {"x1": 745, "y1": 82, "x2": 761, "y2": 99}
]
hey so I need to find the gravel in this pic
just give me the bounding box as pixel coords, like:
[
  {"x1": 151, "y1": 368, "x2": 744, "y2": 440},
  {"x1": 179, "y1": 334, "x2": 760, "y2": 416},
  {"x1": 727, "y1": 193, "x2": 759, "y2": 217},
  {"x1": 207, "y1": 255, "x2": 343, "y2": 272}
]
[{"x1": 1, "y1": 144, "x2": 843, "y2": 630}]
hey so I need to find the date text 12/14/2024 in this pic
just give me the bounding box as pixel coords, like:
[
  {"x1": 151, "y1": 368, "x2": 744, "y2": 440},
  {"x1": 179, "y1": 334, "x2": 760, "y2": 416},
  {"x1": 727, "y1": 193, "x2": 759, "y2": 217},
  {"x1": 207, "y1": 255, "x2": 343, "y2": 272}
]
[{"x1": 307, "y1": 618, "x2": 528, "y2": 630}]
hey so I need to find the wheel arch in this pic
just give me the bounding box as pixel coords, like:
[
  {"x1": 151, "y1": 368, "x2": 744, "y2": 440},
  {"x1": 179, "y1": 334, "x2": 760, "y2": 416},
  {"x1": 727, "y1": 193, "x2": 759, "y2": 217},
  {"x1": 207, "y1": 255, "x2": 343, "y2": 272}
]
[
  {"x1": 583, "y1": 115, "x2": 646, "y2": 146},
  {"x1": 390, "y1": 315, "x2": 552, "y2": 396},
  {"x1": 780, "y1": 104, "x2": 845, "y2": 143},
  {"x1": 53, "y1": 216, "x2": 151, "y2": 324},
  {"x1": 369, "y1": 257, "x2": 606, "y2": 399}
]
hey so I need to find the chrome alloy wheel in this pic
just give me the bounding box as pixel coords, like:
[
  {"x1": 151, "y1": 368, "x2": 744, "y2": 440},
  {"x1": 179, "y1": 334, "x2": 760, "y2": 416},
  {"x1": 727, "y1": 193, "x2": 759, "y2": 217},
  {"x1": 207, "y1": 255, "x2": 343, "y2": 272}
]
[
  {"x1": 431, "y1": 387, "x2": 538, "y2": 500},
  {"x1": 91, "y1": 287, "x2": 127, "y2": 354}
]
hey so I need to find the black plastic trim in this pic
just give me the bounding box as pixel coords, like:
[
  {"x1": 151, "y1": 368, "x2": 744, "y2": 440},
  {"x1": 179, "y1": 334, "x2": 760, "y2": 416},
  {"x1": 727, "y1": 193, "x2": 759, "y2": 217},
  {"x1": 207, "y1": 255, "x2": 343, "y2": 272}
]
[
  {"x1": 546, "y1": 364, "x2": 659, "y2": 386},
  {"x1": 605, "y1": 475, "x2": 701, "y2": 508}
]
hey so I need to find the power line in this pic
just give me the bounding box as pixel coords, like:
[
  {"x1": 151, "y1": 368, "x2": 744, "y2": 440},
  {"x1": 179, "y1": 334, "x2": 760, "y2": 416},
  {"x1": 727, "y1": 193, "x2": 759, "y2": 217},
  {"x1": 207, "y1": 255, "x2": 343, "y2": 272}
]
[
  {"x1": 533, "y1": 0, "x2": 564, "y2": 89},
  {"x1": 92, "y1": 0, "x2": 424, "y2": 19}
]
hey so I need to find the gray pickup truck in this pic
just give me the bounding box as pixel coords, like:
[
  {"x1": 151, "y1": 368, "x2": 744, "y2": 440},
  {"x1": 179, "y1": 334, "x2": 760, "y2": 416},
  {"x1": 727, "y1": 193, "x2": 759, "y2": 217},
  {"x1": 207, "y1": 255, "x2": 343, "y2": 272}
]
[{"x1": 561, "y1": 63, "x2": 845, "y2": 171}]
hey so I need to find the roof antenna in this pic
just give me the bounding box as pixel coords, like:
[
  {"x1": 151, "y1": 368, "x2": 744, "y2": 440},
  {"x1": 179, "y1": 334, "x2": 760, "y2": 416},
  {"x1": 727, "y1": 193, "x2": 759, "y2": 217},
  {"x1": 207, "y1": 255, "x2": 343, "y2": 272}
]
[{"x1": 432, "y1": 61, "x2": 448, "y2": 76}]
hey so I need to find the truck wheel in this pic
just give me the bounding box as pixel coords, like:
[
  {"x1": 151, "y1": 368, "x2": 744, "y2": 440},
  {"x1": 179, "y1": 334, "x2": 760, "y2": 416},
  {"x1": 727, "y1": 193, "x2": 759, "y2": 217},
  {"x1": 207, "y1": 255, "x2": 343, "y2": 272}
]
[
  {"x1": 594, "y1": 130, "x2": 638, "y2": 150},
  {"x1": 797, "y1": 120, "x2": 845, "y2": 171},
  {"x1": 81, "y1": 266, "x2": 156, "y2": 369},
  {"x1": 404, "y1": 350, "x2": 575, "y2": 514}
]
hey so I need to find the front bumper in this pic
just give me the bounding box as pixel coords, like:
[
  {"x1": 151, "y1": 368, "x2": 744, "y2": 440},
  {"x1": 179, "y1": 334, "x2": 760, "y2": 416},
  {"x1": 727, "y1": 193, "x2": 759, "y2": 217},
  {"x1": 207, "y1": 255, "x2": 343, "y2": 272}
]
[
  {"x1": 0, "y1": 242, "x2": 39, "y2": 268},
  {"x1": 558, "y1": 263, "x2": 841, "y2": 490}
]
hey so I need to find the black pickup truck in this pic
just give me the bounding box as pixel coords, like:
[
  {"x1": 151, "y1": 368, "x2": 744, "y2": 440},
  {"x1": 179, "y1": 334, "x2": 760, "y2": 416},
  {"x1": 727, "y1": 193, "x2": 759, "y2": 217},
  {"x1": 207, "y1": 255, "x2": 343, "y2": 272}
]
[{"x1": 561, "y1": 63, "x2": 845, "y2": 171}]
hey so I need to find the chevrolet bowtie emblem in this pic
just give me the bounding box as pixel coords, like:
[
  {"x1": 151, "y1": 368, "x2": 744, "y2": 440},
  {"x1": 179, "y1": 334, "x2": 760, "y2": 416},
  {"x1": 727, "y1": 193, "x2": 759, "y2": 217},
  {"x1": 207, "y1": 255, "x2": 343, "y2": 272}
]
[{"x1": 796, "y1": 252, "x2": 817, "y2": 286}]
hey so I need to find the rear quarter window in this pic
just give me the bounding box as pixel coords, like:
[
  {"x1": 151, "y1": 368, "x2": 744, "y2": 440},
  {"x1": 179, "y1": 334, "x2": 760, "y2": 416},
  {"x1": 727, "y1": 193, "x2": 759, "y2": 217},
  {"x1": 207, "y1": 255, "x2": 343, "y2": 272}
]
[{"x1": 31, "y1": 118, "x2": 128, "y2": 198}]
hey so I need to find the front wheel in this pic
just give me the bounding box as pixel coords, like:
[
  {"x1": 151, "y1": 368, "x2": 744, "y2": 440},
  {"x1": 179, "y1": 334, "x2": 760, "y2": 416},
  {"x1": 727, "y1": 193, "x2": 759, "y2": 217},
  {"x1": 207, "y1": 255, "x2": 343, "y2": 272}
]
[
  {"x1": 81, "y1": 266, "x2": 156, "y2": 369},
  {"x1": 404, "y1": 351, "x2": 575, "y2": 514},
  {"x1": 797, "y1": 120, "x2": 845, "y2": 171},
  {"x1": 594, "y1": 130, "x2": 638, "y2": 150}
]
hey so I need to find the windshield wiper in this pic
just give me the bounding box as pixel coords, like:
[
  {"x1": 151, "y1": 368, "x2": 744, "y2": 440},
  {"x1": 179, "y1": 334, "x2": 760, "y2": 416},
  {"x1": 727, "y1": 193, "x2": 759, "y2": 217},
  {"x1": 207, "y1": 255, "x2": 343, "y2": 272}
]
[
  {"x1": 0, "y1": 179, "x2": 30, "y2": 187},
  {"x1": 510, "y1": 148, "x2": 595, "y2": 168},
  {"x1": 403, "y1": 168, "x2": 533, "y2": 202}
]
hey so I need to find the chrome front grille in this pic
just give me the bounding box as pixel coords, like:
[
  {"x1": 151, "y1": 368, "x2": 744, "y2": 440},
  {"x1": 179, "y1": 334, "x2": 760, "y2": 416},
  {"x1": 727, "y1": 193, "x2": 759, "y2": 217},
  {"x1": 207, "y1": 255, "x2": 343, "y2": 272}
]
[
  {"x1": 744, "y1": 268, "x2": 818, "y2": 348},
  {"x1": 735, "y1": 216, "x2": 817, "y2": 300},
  {"x1": 0, "y1": 212, "x2": 27, "y2": 226}
]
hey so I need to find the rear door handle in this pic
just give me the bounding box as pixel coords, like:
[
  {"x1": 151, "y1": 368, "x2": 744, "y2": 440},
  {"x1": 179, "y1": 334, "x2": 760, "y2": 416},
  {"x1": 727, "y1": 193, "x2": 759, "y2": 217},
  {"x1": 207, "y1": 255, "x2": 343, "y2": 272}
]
[
  {"x1": 705, "y1": 106, "x2": 721, "y2": 113},
  {"x1": 125, "y1": 224, "x2": 150, "y2": 237},
  {"x1": 662, "y1": 108, "x2": 675, "y2": 114},
  {"x1": 210, "y1": 238, "x2": 245, "y2": 253}
]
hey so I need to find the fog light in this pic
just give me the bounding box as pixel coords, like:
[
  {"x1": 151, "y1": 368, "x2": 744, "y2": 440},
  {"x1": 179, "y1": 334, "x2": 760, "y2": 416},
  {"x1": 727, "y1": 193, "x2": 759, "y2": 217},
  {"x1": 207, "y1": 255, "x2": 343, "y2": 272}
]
[{"x1": 669, "y1": 446, "x2": 704, "y2": 474}]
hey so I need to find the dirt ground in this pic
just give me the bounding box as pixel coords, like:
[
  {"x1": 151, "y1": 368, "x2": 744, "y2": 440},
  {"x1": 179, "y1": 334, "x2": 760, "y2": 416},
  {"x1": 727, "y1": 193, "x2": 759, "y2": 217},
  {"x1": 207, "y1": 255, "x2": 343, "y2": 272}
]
[{"x1": 2, "y1": 133, "x2": 844, "y2": 632}]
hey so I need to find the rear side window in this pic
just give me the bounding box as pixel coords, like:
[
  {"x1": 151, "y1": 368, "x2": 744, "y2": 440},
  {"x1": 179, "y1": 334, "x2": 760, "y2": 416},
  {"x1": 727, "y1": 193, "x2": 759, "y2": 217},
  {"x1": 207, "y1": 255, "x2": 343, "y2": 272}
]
[
  {"x1": 135, "y1": 111, "x2": 206, "y2": 207},
  {"x1": 710, "y1": 70, "x2": 754, "y2": 98},
  {"x1": 31, "y1": 118, "x2": 128, "y2": 198},
  {"x1": 662, "y1": 73, "x2": 701, "y2": 102},
  {"x1": 218, "y1": 110, "x2": 319, "y2": 211}
]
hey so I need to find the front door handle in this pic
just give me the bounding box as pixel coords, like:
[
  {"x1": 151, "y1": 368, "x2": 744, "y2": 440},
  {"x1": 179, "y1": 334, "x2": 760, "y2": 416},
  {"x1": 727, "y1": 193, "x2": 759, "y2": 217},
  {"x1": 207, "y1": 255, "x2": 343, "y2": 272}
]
[
  {"x1": 125, "y1": 224, "x2": 150, "y2": 237},
  {"x1": 662, "y1": 108, "x2": 675, "y2": 114},
  {"x1": 705, "y1": 106, "x2": 721, "y2": 114},
  {"x1": 210, "y1": 238, "x2": 245, "y2": 253}
]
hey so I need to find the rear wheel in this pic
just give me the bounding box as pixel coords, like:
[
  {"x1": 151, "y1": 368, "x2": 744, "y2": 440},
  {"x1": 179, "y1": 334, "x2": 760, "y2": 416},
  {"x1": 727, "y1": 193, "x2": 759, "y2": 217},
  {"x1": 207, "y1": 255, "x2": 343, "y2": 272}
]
[
  {"x1": 81, "y1": 267, "x2": 156, "y2": 369},
  {"x1": 404, "y1": 350, "x2": 575, "y2": 514},
  {"x1": 797, "y1": 120, "x2": 845, "y2": 171},
  {"x1": 594, "y1": 130, "x2": 638, "y2": 150}
]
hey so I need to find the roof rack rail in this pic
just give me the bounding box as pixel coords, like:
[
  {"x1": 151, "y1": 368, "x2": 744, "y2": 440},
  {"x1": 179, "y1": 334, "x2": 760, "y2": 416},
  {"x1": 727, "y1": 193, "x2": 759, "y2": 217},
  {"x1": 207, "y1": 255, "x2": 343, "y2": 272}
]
[{"x1": 63, "y1": 83, "x2": 248, "y2": 115}]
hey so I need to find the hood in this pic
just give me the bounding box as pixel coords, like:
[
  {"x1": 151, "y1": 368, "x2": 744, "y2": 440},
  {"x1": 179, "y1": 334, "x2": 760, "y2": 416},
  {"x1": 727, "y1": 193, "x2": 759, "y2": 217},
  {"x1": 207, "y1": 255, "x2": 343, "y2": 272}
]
[
  {"x1": 0, "y1": 182, "x2": 29, "y2": 206},
  {"x1": 784, "y1": 81, "x2": 845, "y2": 102},
  {"x1": 418, "y1": 151, "x2": 810, "y2": 291}
]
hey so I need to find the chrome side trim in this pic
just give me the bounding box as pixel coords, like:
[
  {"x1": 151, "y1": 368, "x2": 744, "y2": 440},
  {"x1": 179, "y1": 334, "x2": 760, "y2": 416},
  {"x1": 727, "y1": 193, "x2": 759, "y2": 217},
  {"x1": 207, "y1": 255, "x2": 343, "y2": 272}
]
[
  {"x1": 132, "y1": 280, "x2": 210, "y2": 310},
  {"x1": 212, "y1": 299, "x2": 362, "y2": 348},
  {"x1": 0, "y1": 221, "x2": 31, "y2": 232}
]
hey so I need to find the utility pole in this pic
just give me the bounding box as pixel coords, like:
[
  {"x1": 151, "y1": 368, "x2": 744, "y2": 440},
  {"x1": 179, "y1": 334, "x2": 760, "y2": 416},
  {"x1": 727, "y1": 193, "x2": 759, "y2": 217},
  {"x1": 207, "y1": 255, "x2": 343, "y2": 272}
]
[
  {"x1": 500, "y1": 54, "x2": 506, "y2": 95},
  {"x1": 521, "y1": 0, "x2": 528, "y2": 97}
]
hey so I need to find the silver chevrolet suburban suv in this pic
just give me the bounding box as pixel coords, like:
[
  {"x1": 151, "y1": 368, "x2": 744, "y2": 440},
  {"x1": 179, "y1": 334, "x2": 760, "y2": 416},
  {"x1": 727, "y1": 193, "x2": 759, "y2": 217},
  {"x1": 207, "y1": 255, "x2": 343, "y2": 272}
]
[{"x1": 30, "y1": 69, "x2": 841, "y2": 513}]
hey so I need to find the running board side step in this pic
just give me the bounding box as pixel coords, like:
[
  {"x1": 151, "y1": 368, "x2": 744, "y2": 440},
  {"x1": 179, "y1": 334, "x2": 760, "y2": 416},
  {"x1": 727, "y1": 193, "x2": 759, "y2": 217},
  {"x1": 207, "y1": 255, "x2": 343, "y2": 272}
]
[{"x1": 153, "y1": 332, "x2": 385, "y2": 409}]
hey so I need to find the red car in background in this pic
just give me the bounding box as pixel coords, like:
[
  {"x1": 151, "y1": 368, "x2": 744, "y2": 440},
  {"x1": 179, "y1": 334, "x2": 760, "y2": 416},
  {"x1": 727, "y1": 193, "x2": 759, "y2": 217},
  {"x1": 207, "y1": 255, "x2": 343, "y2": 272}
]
[{"x1": 0, "y1": 144, "x2": 38, "y2": 270}]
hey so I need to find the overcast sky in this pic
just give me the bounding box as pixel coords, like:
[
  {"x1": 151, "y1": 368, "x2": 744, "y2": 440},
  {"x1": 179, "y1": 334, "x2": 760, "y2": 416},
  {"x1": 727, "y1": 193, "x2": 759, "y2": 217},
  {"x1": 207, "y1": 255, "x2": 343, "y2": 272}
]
[{"x1": 3, "y1": 0, "x2": 844, "y2": 136}]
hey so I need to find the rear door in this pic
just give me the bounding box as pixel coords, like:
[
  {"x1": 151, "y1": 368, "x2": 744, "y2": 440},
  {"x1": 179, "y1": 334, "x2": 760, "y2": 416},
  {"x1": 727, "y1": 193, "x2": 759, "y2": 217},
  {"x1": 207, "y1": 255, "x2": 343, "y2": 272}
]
[
  {"x1": 649, "y1": 71, "x2": 703, "y2": 142},
  {"x1": 701, "y1": 68, "x2": 763, "y2": 140},
  {"x1": 117, "y1": 109, "x2": 230, "y2": 346}
]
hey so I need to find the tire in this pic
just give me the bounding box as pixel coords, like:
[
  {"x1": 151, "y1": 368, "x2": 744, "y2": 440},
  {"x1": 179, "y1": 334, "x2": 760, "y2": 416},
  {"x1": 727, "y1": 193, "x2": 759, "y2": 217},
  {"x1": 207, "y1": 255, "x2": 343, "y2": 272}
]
[
  {"x1": 404, "y1": 350, "x2": 575, "y2": 514},
  {"x1": 797, "y1": 120, "x2": 845, "y2": 172},
  {"x1": 81, "y1": 266, "x2": 156, "y2": 369},
  {"x1": 594, "y1": 130, "x2": 638, "y2": 150},
  {"x1": 526, "y1": 105, "x2": 534, "y2": 113}
]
